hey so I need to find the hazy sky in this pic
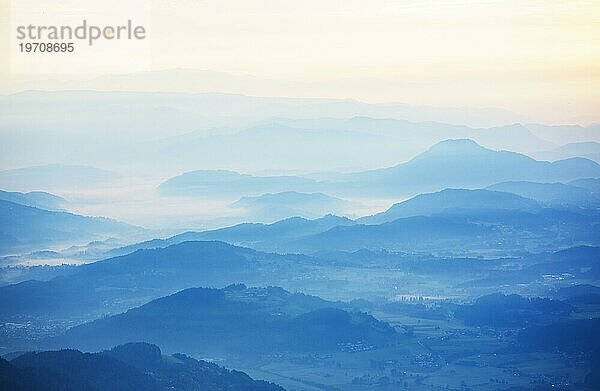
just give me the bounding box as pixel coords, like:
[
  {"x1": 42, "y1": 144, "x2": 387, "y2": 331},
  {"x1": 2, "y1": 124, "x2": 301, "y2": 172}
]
[{"x1": 1, "y1": 0, "x2": 599, "y2": 124}]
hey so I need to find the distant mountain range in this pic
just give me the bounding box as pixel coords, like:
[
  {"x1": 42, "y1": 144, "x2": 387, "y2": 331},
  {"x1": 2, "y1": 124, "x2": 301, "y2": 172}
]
[
  {"x1": 107, "y1": 215, "x2": 356, "y2": 256},
  {"x1": 2, "y1": 89, "x2": 598, "y2": 174},
  {"x1": 108, "y1": 180, "x2": 600, "y2": 255},
  {"x1": 0, "y1": 199, "x2": 139, "y2": 254},
  {"x1": 358, "y1": 188, "x2": 541, "y2": 224},
  {"x1": 3, "y1": 75, "x2": 529, "y2": 128},
  {"x1": 249, "y1": 117, "x2": 557, "y2": 153},
  {"x1": 154, "y1": 118, "x2": 557, "y2": 173},
  {"x1": 289, "y1": 215, "x2": 494, "y2": 253},
  {"x1": 330, "y1": 139, "x2": 600, "y2": 196},
  {"x1": 522, "y1": 124, "x2": 600, "y2": 146},
  {"x1": 1, "y1": 138, "x2": 595, "y2": 231},
  {"x1": 0, "y1": 189, "x2": 66, "y2": 211},
  {"x1": 296, "y1": 209, "x2": 599, "y2": 253},
  {"x1": 568, "y1": 178, "x2": 600, "y2": 193},
  {"x1": 102, "y1": 209, "x2": 598, "y2": 258},
  {"x1": 2, "y1": 342, "x2": 283, "y2": 391},
  {"x1": 158, "y1": 139, "x2": 600, "y2": 199},
  {"x1": 0, "y1": 91, "x2": 524, "y2": 172},
  {"x1": 56, "y1": 284, "x2": 396, "y2": 356},
  {"x1": 230, "y1": 191, "x2": 352, "y2": 222},
  {"x1": 486, "y1": 181, "x2": 600, "y2": 208},
  {"x1": 158, "y1": 170, "x2": 317, "y2": 197},
  {"x1": 532, "y1": 141, "x2": 600, "y2": 163}
]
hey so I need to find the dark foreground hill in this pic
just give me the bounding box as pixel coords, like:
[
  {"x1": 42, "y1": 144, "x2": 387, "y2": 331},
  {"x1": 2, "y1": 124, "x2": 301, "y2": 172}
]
[
  {"x1": 56, "y1": 284, "x2": 397, "y2": 356},
  {"x1": 454, "y1": 293, "x2": 573, "y2": 328},
  {"x1": 518, "y1": 318, "x2": 600, "y2": 354},
  {"x1": 1, "y1": 342, "x2": 283, "y2": 391}
]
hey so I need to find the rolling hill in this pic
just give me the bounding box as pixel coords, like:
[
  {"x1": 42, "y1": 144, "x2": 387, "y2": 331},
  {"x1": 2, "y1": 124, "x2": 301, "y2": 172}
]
[{"x1": 57, "y1": 284, "x2": 397, "y2": 355}]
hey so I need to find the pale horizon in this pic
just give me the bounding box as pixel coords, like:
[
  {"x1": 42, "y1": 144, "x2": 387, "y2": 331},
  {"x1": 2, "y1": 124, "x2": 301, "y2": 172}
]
[{"x1": 1, "y1": 0, "x2": 599, "y2": 125}]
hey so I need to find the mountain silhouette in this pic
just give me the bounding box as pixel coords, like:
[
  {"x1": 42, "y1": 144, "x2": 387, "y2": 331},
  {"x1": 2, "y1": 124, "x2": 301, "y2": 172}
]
[
  {"x1": 0, "y1": 189, "x2": 66, "y2": 211},
  {"x1": 359, "y1": 188, "x2": 541, "y2": 224},
  {"x1": 57, "y1": 284, "x2": 396, "y2": 356},
  {"x1": 336, "y1": 139, "x2": 600, "y2": 196},
  {"x1": 107, "y1": 214, "x2": 356, "y2": 256},
  {"x1": 0, "y1": 241, "x2": 312, "y2": 317},
  {"x1": 0, "y1": 200, "x2": 139, "y2": 254},
  {"x1": 231, "y1": 191, "x2": 351, "y2": 222},
  {"x1": 487, "y1": 181, "x2": 600, "y2": 207},
  {"x1": 158, "y1": 170, "x2": 317, "y2": 197}
]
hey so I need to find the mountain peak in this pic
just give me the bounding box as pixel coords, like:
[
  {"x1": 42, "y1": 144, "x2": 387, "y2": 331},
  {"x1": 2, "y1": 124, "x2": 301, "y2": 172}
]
[
  {"x1": 426, "y1": 139, "x2": 489, "y2": 155},
  {"x1": 406, "y1": 139, "x2": 492, "y2": 163}
]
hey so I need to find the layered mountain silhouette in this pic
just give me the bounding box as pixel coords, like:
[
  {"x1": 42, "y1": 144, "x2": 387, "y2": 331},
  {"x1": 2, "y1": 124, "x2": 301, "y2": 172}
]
[
  {"x1": 4, "y1": 88, "x2": 599, "y2": 174},
  {"x1": 158, "y1": 139, "x2": 600, "y2": 198},
  {"x1": 568, "y1": 177, "x2": 600, "y2": 193},
  {"x1": 358, "y1": 188, "x2": 541, "y2": 224},
  {"x1": 294, "y1": 209, "x2": 598, "y2": 252},
  {"x1": 230, "y1": 191, "x2": 351, "y2": 222},
  {"x1": 155, "y1": 119, "x2": 555, "y2": 172},
  {"x1": 56, "y1": 284, "x2": 396, "y2": 355},
  {"x1": 103, "y1": 197, "x2": 599, "y2": 255},
  {"x1": 533, "y1": 141, "x2": 600, "y2": 163},
  {"x1": 0, "y1": 189, "x2": 66, "y2": 211},
  {"x1": 107, "y1": 214, "x2": 355, "y2": 256},
  {"x1": 289, "y1": 216, "x2": 493, "y2": 252},
  {"x1": 0, "y1": 241, "x2": 314, "y2": 317},
  {"x1": 256, "y1": 117, "x2": 554, "y2": 153},
  {"x1": 334, "y1": 139, "x2": 600, "y2": 196},
  {"x1": 0, "y1": 200, "x2": 139, "y2": 254},
  {"x1": 486, "y1": 181, "x2": 600, "y2": 207}
]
